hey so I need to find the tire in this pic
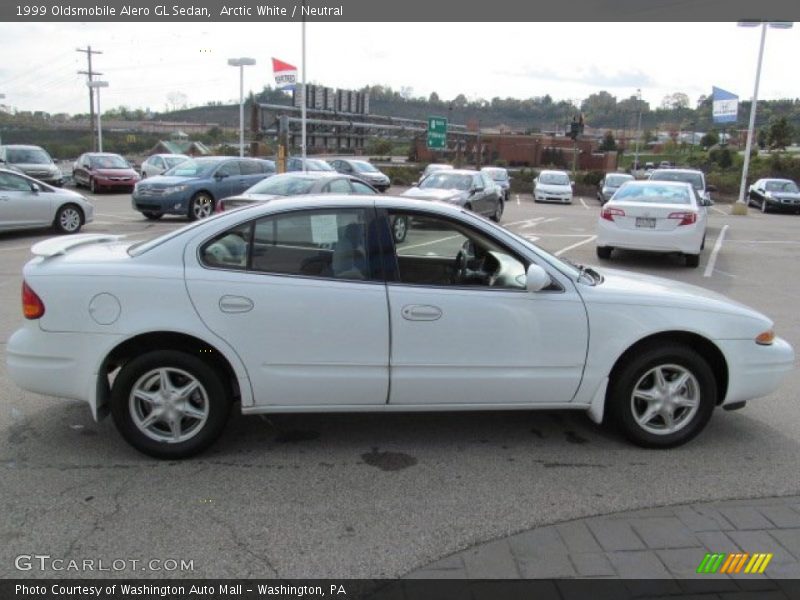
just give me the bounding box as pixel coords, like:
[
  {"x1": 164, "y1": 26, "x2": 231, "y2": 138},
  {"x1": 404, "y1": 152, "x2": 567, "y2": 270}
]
[
  {"x1": 143, "y1": 211, "x2": 164, "y2": 221},
  {"x1": 90, "y1": 178, "x2": 98, "y2": 194},
  {"x1": 607, "y1": 343, "x2": 716, "y2": 448},
  {"x1": 761, "y1": 198, "x2": 769, "y2": 214},
  {"x1": 596, "y1": 246, "x2": 612, "y2": 259},
  {"x1": 491, "y1": 199, "x2": 504, "y2": 222},
  {"x1": 188, "y1": 192, "x2": 214, "y2": 221},
  {"x1": 701, "y1": 235, "x2": 706, "y2": 251},
  {"x1": 53, "y1": 204, "x2": 83, "y2": 234},
  {"x1": 392, "y1": 215, "x2": 408, "y2": 243},
  {"x1": 110, "y1": 350, "x2": 232, "y2": 459},
  {"x1": 685, "y1": 253, "x2": 700, "y2": 268}
]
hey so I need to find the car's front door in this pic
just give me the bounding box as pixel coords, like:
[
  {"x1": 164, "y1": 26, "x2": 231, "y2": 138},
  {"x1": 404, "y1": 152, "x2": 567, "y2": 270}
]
[
  {"x1": 211, "y1": 161, "x2": 241, "y2": 199},
  {"x1": 381, "y1": 208, "x2": 589, "y2": 406},
  {"x1": 0, "y1": 172, "x2": 51, "y2": 229},
  {"x1": 184, "y1": 206, "x2": 390, "y2": 408}
]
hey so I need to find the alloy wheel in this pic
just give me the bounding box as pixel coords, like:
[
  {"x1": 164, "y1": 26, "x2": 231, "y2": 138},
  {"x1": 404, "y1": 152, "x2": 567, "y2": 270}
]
[{"x1": 630, "y1": 364, "x2": 700, "y2": 436}]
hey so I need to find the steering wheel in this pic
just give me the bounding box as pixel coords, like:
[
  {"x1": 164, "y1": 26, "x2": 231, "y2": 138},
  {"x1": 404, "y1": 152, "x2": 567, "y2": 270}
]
[{"x1": 454, "y1": 240, "x2": 476, "y2": 283}]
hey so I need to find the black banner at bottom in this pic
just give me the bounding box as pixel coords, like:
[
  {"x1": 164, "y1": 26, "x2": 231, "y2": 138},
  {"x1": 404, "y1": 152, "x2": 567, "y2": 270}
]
[{"x1": 4, "y1": 579, "x2": 800, "y2": 600}]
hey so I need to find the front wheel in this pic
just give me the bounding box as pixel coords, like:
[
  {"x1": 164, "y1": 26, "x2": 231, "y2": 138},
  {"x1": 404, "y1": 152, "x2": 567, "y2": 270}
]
[
  {"x1": 90, "y1": 178, "x2": 98, "y2": 194},
  {"x1": 761, "y1": 198, "x2": 769, "y2": 214},
  {"x1": 685, "y1": 253, "x2": 700, "y2": 268},
  {"x1": 491, "y1": 199, "x2": 504, "y2": 222},
  {"x1": 188, "y1": 192, "x2": 214, "y2": 221},
  {"x1": 392, "y1": 215, "x2": 408, "y2": 243},
  {"x1": 110, "y1": 350, "x2": 232, "y2": 459},
  {"x1": 143, "y1": 211, "x2": 163, "y2": 221},
  {"x1": 53, "y1": 204, "x2": 83, "y2": 234},
  {"x1": 607, "y1": 344, "x2": 716, "y2": 448},
  {"x1": 596, "y1": 246, "x2": 612, "y2": 259}
]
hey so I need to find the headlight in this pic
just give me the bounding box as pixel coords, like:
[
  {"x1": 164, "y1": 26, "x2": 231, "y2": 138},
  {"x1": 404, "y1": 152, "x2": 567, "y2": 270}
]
[{"x1": 163, "y1": 185, "x2": 188, "y2": 194}]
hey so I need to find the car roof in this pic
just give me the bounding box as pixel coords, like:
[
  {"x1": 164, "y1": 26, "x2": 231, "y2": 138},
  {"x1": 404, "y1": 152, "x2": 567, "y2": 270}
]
[
  {"x1": 1, "y1": 144, "x2": 45, "y2": 149},
  {"x1": 626, "y1": 180, "x2": 693, "y2": 188},
  {"x1": 539, "y1": 169, "x2": 569, "y2": 175},
  {"x1": 432, "y1": 169, "x2": 478, "y2": 175},
  {"x1": 763, "y1": 178, "x2": 795, "y2": 183},
  {"x1": 271, "y1": 171, "x2": 342, "y2": 179},
  {"x1": 651, "y1": 168, "x2": 703, "y2": 175},
  {"x1": 152, "y1": 153, "x2": 188, "y2": 158}
]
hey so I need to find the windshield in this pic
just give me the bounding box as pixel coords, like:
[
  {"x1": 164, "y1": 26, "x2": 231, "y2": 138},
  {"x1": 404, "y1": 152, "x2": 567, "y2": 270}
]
[
  {"x1": 650, "y1": 170, "x2": 704, "y2": 191},
  {"x1": 539, "y1": 172, "x2": 570, "y2": 185},
  {"x1": 306, "y1": 159, "x2": 334, "y2": 171},
  {"x1": 165, "y1": 159, "x2": 219, "y2": 178},
  {"x1": 613, "y1": 183, "x2": 692, "y2": 205},
  {"x1": 164, "y1": 156, "x2": 188, "y2": 169},
  {"x1": 482, "y1": 168, "x2": 508, "y2": 181},
  {"x1": 352, "y1": 161, "x2": 379, "y2": 173},
  {"x1": 89, "y1": 155, "x2": 130, "y2": 169},
  {"x1": 246, "y1": 175, "x2": 316, "y2": 195},
  {"x1": 419, "y1": 173, "x2": 472, "y2": 191},
  {"x1": 605, "y1": 174, "x2": 633, "y2": 187},
  {"x1": 766, "y1": 180, "x2": 799, "y2": 193},
  {"x1": 7, "y1": 147, "x2": 52, "y2": 164}
]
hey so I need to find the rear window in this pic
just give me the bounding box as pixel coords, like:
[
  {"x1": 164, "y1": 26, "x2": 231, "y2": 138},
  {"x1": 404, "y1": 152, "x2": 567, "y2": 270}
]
[
  {"x1": 613, "y1": 183, "x2": 692, "y2": 205},
  {"x1": 650, "y1": 170, "x2": 704, "y2": 191}
]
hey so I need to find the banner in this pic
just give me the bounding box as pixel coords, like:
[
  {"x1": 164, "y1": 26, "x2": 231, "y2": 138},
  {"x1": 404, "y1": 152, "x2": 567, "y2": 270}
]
[
  {"x1": 712, "y1": 86, "x2": 738, "y2": 123},
  {"x1": 272, "y1": 57, "x2": 297, "y2": 90}
]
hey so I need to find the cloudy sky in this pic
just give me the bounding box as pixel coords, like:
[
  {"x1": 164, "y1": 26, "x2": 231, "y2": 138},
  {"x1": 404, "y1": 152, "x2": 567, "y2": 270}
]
[{"x1": 1, "y1": 22, "x2": 798, "y2": 115}]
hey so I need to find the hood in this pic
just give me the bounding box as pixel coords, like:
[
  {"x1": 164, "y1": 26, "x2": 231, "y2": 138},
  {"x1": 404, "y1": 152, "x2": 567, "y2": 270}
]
[
  {"x1": 401, "y1": 187, "x2": 464, "y2": 202},
  {"x1": 94, "y1": 168, "x2": 137, "y2": 177},
  {"x1": 589, "y1": 267, "x2": 766, "y2": 321},
  {"x1": 771, "y1": 192, "x2": 800, "y2": 201},
  {"x1": 138, "y1": 175, "x2": 196, "y2": 187},
  {"x1": 12, "y1": 162, "x2": 58, "y2": 172}
]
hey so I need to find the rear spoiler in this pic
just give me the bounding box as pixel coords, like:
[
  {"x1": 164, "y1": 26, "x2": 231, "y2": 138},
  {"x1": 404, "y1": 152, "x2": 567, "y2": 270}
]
[{"x1": 31, "y1": 234, "x2": 125, "y2": 258}]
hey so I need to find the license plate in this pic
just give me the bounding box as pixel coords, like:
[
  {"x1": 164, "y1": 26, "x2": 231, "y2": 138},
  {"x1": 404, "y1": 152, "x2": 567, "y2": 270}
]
[{"x1": 636, "y1": 217, "x2": 656, "y2": 228}]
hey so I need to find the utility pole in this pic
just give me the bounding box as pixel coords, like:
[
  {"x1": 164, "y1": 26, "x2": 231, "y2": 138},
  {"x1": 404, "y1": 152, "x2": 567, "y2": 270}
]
[{"x1": 77, "y1": 46, "x2": 102, "y2": 152}]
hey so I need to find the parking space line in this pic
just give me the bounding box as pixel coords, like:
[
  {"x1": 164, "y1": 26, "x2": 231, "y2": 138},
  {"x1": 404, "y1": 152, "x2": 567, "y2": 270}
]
[
  {"x1": 704, "y1": 224, "x2": 729, "y2": 278},
  {"x1": 554, "y1": 235, "x2": 597, "y2": 256},
  {"x1": 579, "y1": 198, "x2": 589, "y2": 210},
  {"x1": 516, "y1": 194, "x2": 520, "y2": 206},
  {"x1": 711, "y1": 206, "x2": 728, "y2": 216}
]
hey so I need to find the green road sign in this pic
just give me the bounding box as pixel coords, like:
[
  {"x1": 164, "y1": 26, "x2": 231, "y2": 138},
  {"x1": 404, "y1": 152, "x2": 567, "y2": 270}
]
[{"x1": 427, "y1": 116, "x2": 447, "y2": 150}]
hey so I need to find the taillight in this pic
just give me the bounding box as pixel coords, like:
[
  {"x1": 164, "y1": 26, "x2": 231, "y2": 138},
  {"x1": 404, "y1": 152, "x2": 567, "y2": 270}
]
[
  {"x1": 668, "y1": 211, "x2": 697, "y2": 226},
  {"x1": 601, "y1": 207, "x2": 625, "y2": 221},
  {"x1": 215, "y1": 200, "x2": 225, "y2": 213},
  {"x1": 22, "y1": 281, "x2": 45, "y2": 319}
]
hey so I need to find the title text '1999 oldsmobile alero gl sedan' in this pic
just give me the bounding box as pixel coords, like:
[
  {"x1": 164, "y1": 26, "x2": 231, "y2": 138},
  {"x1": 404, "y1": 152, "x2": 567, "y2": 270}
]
[{"x1": 6, "y1": 196, "x2": 795, "y2": 458}]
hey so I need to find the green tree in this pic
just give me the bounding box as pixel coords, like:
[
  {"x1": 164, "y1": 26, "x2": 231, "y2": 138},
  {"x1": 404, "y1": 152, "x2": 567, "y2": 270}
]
[
  {"x1": 598, "y1": 130, "x2": 617, "y2": 152},
  {"x1": 767, "y1": 116, "x2": 793, "y2": 150},
  {"x1": 700, "y1": 130, "x2": 719, "y2": 148},
  {"x1": 757, "y1": 128, "x2": 768, "y2": 150}
]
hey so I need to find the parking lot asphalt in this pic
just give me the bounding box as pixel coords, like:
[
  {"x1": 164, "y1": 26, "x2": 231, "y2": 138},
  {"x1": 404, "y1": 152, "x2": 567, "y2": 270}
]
[{"x1": 0, "y1": 187, "x2": 798, "y2": 579}]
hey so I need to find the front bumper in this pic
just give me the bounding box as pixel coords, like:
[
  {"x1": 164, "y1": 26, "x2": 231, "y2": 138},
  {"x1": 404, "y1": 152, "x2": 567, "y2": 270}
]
[
  {"x1": 535, "y1": 192, "x2": 572, "y2": 203},
  {"x1": 95, "y1": 176, "x2": 138, "y2": 189},
  {"x1": 717, "y1": 337, "x2": 795, "y2": 406},
  {"x1": 767, "y1": 198, "x2": 800, "y2": 212},
  {"x1": 132, "y1": 190, "x2": 192, "y2": 215}
]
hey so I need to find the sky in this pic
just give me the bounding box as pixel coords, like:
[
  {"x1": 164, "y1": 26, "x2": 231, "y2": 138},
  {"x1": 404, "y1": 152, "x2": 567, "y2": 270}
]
[{"x1": 0, "y1": 22, "x2": 798, "y2": 115}]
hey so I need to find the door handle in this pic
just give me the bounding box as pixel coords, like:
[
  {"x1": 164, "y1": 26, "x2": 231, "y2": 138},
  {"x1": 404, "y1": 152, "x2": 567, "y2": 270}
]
[
  {"x1": 219, "y1": 295, "x2": 254, "y2": 313},
  {"x1": 401, "y1": 304, "x2": 442, "y2": 321}
]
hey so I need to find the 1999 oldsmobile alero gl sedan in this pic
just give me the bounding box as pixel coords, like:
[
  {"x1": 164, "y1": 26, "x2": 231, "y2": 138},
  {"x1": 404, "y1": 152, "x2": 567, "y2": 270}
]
[{"x1": 7, "y1": 196, "x2": 795, "y2": 458}]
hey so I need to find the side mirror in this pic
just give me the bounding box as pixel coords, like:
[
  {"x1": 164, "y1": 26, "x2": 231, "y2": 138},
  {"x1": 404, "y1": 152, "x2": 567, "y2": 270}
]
[
  {"x1": 472, "y1": 186, "x2": 484, "y2": 194},
  {"x1": 706, "y1": 184, "x2": 717, "y2": 193},
  {"x1": 30, "y1": 183, "x2": 40, "y2": 193},
  {"x1": 525, "y1": 264, "x2": 551, "y2": 293}
]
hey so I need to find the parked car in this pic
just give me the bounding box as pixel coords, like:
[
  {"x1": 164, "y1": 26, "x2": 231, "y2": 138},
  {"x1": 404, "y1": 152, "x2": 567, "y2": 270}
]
[
  {"x1": 286, "y1": 157, "x2": 335, "y2": 172},
  {"x1": 402, "y1": 169, "x2": 504, "y2": 221},
  {"x1": 648, "y1": 168, "x2": 715, "y2": 204},
  {"x1": 533, "y1": 170, "x2": 573, "y2": 204},
  {"x1": 659, "y1": 161, "x2": 672, "y2": 169},
  {"x1": 140, "y1": 153, "x2": 190, "y2": 179},
  {"x1": 0, "y1": 144, "x2": 64, "y2": 187},
  {"x1": 132, "y1": 157, "x2": 274, "y2": 220},
  {"x1": 72, "y1": 152, "x2": 140, "y2": 193},
  {"x1": 481, "y1": 167, "x2": 511, "y2": 202},
  {"x1": 596, "y1": 180, "x2": 709, "y2": 267},
  {"x1": 421, "y1": 163, "x2": 453, "y2": 179},
  {"x1": 328, "y1": 159, "x2": 391, "y2": 192},
  {"x1": 7, "y1": 196, "x2": 793, "y2": 458},
  {"x1": 597, "y1": 173, "x2": 635, "y2": 205},
  {"x1": 0, "y1": 167, "x2": 94, "y2": 234},
  {"x1": 748, "y1": 178, "x2": 800, "y2": 214}
]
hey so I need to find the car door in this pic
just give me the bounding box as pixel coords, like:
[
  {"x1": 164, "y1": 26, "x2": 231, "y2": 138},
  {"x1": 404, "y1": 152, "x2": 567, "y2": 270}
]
[
  {"x1": 238, "y1": 159, "x2": 267, "y2": 192},
  {"x1": 380, "y1": 207, "x2": 589, "y2": 406},
  {"x1": 184, "y1": 206, "x2": 390, "y2": 407},
  {"x1": 210, "y1": 160, "x2": 240, "y2": 199},
  {"x1": 0, "y1": 172, "x2": 52, "y2": 229}
]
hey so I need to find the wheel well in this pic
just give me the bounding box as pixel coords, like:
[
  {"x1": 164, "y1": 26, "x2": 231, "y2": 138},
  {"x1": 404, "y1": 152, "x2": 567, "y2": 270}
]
[
  {"x1": 608, "y1": 332, "x2": 729, "y2": 405},
  {"x1": 191, "y1": 189, "x2": 215, "y2": 201},
  {"x1": 102, "y1": 332, "x2": 238, "y2": 398}
]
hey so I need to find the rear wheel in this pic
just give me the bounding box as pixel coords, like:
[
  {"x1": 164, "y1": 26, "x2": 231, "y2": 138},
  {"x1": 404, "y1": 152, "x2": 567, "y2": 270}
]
[
  {"x1": 491, "y1": 199, "x2": 504, "y2": 222},
  {"x1": 607, "y1": 343, "x2": 716, "y2": 448},
  {"x1": 53, "y1": 204, "x2": 83, "y2": 234},
  {"x1": 392, "y1": 215, "x2": 408, "y2": 243},
  {"x1": 596, "y1": 246, "x2": 612, "y2": 259},
  {"x1": 111, "y1": 350, "x2": 232, "y2": 459},
  {"x1": 188, "y1": 192, "x2": 214, "y2": 221},
  {"x1": 685, "y1": 253, "x2": 700, "y2": 268}
]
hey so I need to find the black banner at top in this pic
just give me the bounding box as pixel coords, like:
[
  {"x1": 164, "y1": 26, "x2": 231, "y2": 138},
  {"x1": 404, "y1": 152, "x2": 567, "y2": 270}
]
[{"x1": 1, "y1": 0, "x2": 799, "y2": 22}]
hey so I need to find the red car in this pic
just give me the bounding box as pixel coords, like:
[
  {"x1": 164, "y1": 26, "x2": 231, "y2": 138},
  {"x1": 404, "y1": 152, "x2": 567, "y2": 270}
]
[{"x1": 72, "y1": 152, "x2": 140, "y2": 194}]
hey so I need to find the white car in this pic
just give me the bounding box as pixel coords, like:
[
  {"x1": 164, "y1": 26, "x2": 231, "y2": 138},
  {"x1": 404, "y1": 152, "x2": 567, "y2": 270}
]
[
  {"x1": 0, "y1": 167, "x2": 94, "y2": 234},
  {"x1": 140, "y1": 153, "x2": 189, "y2": 178},
  {"x1": 7, "y1": 196, "x2": 793, "y2": 458},
  {"x1": 596, "y1": 180, "x2": 708, "y2": 267},
  {"x1": 533, "y1": 170, "x2": 573, "y2": 204}
]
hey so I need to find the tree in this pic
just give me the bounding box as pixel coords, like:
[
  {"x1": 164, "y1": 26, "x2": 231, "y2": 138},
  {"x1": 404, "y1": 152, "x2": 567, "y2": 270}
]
[
  {"x1": 428, "y1": 91, "x2": 440, "y2": 104},
  {"x1": 581, "y1": 91, "x2": 617, "y2": 123},
  {"x1": 767, "y1": 116, "x2": 793, "y2": 150},
  {"x1": 660, "y1": 92, "x2": 690, "y2": 110},
  {"x1": 166, "y1": 91, "x2": 188, "y2": 112},
  {"x1": 757, "y1": 128, "x2": 768, "y2": 150},
  {"x1": 700, "y1": 130, "x2": 719, "y2": 148},
  {"x1": 598, "y1": 130, "x2": 617, "y2": 152}
]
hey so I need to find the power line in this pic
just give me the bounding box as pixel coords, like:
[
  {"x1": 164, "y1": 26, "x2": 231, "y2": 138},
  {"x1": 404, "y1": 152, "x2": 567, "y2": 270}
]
[{"x1": 77, "y1": 45, "x2": 102, "y2": 151}]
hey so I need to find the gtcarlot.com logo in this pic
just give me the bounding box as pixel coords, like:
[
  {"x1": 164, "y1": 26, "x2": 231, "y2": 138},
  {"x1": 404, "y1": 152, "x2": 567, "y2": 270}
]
[
  {"x1": 14, "y1": 554, "x2": 194, "y2": 572},
  {"x1": 697, "y1": 552, "x2": 773, "y2": 574}
]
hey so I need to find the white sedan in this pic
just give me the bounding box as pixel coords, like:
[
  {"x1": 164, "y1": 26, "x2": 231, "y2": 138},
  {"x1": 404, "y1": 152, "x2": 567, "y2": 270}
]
[
  {"x1": 6, "y1": 196, "x2": 794, "y2": 458},
  {"x1": 596, "y1": 180, "x2": 709, "y2": 267},
  {"x1": 140, "y1": 153, "x2": 190, "y2": 179},
  {"x1": 533, "y1": 170, "x2": 573, "y2": 204}
]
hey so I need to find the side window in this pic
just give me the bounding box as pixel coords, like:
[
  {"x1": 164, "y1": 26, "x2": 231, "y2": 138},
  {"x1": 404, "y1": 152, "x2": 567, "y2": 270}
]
[
  {"x1": 200, "y1": 222, "x2": 252, "y2": 269},
  {"x1": 0, "y1": 172, "x2": 33, "y2": 192},
  {"x1": 473, "y1": 175, "x2": 483, "y2": 190},
  {"x1": 351, "y1": 181, "x2": 377, "y2": 195},
  {"x1": 481, "y1": 173, "x2": 494, "y2": 189},
  {"x1": 217, "y1": 161, "x2": 241, "y2": 177},
  {"x1": 388, "y1": 211, "x2": 527, "y2": 290},
  {"x1": 239, "y1": 160, "x2": 261, "y2": 175},
  {"x1": 250, "y1": 209, "x2": 369, "y2": 281},
  {"x1": 323, "y1": 178, "x2": 354, "y2": 194}
]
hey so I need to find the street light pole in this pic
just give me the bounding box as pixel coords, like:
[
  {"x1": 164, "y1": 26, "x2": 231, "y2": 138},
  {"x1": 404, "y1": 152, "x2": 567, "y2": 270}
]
[
  {"x1": 734, "y1": 21, "x2": 793, "y2": 215},
  {"x1": 87, "y1": 81, "x2": 108, "y2": 152},
  {"x1": 0, "y1": 94, "x2": 5, "y2": 146},
  {"x1": 228, "y1": 57, "x2": 256, "y2": 158},
  {"x1": 633, "y1": 89, "x2": 643, "y2": 171},
  {"x1": 301, "y1": 5, "x2": 307, "y2": 172}
]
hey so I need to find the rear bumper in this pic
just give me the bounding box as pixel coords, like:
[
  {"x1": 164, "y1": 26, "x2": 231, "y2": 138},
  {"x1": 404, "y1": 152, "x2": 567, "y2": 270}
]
[
  {"x1": 717, "y1": 337, "x2": 795, "y2": 405},
  {"x1": 596, "y1": 220, "x2": 703, "y2": 254}
]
